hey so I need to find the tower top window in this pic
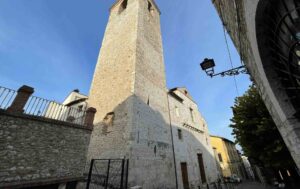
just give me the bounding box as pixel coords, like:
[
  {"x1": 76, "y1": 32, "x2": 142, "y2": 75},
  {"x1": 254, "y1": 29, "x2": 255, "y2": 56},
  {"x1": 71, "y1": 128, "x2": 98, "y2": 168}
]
[
  {"x1": 148, "y1": 1, "x2": 153, "y2": 12},
  {"x1": 119, "y1": 0, "x2": 128, "y2": 14},
  {"x1": 148, "y1": 1, "x2": 154, "y2": 13}
]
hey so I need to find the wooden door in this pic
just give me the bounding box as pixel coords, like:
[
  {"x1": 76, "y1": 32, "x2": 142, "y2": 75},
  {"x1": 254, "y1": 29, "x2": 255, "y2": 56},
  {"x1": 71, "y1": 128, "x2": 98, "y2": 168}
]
[
  {"x1": 197, "y1": 154, "x2": 207, "y2": 183},
  {"x1": 181, "y1": 162, "x2": 189, "y2": 189}
]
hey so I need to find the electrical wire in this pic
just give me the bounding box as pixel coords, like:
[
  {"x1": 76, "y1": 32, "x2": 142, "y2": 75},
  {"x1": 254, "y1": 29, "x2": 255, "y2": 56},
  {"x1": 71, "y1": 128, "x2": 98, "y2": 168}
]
[
  {"x1": 218, "y1": 0, "x2": 240, "y2": 96},
  {"x1": 223, "y1": 26, "x2": 240, "y2": 96},
  {"x1": 234, "y1": 0, "x2": 244, "y2": 67}
]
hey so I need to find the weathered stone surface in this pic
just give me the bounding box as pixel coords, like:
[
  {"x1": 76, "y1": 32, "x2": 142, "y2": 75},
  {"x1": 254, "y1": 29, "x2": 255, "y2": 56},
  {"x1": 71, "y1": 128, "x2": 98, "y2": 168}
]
[
  {"x1": 169, "y1": 88, "x2": 220, "y2": 188},
  {"x1": 87, "y1": 0, "x2": 176, "y2": 188},
  {"x1": 0, "y1": 112, "x2": 91, "y2": 186},
  {"x1": 211, "y1": 0, "x2": 300, "y2": 169}
]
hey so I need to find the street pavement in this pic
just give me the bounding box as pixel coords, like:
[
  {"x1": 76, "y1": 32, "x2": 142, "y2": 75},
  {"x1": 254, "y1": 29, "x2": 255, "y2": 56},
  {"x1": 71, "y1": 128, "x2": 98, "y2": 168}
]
[{"x1": 234, "y1": 181, "x2": 275, "y2": 189}]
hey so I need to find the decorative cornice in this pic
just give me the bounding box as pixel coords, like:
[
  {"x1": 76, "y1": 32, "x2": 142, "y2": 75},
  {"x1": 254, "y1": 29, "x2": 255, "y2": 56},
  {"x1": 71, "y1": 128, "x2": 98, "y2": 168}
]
[{"x1": 183, "y1": 123, "x2": 204, "y2": 134}]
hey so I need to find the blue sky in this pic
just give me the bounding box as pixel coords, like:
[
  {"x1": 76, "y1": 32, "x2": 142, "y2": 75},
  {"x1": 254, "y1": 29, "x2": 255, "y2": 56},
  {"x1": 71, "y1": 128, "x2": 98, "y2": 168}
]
[{"x1": 0, "y1": 0, "x2": 251, "y2": 142}]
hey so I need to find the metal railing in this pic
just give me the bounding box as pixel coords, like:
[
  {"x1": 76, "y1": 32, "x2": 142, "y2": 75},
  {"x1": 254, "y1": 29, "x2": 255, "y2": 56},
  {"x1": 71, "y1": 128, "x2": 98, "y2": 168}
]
[
  {"x1": 206, "y1": 182, "x2": 237, "y2": 189},
  {"x1": 0, "y1": 85, "x2": 88, "y2": 126},
  {"x1": 24, "y1": 95, "x2": 87, "y2": 125},
  {"x1": 0, "y1": 86, "x2": 17, "y2": 110},
  {"x1": 86, "y1": 159, "x2": 129, "y2": 189}
]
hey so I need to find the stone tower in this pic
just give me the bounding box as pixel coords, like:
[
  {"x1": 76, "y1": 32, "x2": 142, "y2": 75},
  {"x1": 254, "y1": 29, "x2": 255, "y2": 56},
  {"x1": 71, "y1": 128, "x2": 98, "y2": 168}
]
[{"x1": 87, "y1": 0, "x2": 176, "y2": 188}]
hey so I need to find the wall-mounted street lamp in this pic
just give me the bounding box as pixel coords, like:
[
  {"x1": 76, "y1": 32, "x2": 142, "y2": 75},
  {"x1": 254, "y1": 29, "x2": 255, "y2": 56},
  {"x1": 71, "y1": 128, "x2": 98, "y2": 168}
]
[{"x1": 200, "y1": 58, "x2": 248, "y2": 78}]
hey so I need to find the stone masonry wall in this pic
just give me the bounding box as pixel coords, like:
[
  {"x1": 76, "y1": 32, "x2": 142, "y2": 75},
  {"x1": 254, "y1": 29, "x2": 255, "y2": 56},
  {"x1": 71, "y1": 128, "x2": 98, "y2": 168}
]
[
  {"x1": 211, "y1": 0, "x2": 300, "y2": 169},
  {"x1": 169, "y1": 89, "x2": 219, "y2": 189},
  {"x1": 87, "y1": 0, "x2": 176, "y2": 188},
  {"x1": 0, "y1": 111, "x2": 91, "y2": 188}
]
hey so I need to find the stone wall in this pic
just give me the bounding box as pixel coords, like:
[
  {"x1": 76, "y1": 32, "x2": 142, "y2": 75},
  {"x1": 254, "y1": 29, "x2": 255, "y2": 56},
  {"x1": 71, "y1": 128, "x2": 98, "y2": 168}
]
[
  {"x1": 87, "y1": 0, "x2": 176, "y2": 188},
  {"x1": 211, "y1": 0, "x2": 300, "y2": 169},
  {"x1": 168, "y1": 88, "x2": 220, "y2": 188},
  {"x1": 0, "y1": 110, "x2": 92, "y2": 188}
]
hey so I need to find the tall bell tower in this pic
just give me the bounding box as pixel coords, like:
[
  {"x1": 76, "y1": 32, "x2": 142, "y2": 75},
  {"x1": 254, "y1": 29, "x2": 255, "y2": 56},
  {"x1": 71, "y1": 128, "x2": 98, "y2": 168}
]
[{"x1": 87, "y1": 0, "x2": 176, "y2": 188}]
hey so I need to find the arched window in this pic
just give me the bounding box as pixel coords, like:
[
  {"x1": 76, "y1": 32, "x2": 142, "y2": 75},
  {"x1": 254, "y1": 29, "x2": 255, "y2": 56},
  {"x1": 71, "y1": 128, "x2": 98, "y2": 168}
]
[
  {"x1": 119, "y1": 0, "x2": 128, "y2": 14},
  {"x1": 256, "y1": 0, "x2": 300, "y2": 118},
  {"x1": 148, "y1": 1, "x2": 152, "y2": 12}
]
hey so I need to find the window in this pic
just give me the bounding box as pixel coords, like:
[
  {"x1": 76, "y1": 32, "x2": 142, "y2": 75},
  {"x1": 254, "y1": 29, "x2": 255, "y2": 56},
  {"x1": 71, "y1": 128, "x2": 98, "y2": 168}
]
[
  {"x1": 175, "y1": 106, "x2": 180, "y2": 117},
  {"x1": 119, "y1": 0, "x2": 128, "y2": 13},
  {"x1": 78, "y1": 105, "x2": 83, "y2": 112},
  {"x1": 178, "y1": 129, "x2": 182, "y2": 140},
  {"x1": 148, "y1": 1, "x2": 152, "y2": 12},
  {"x1": 218, "y1": 153, "x2": 223, "y2": 162},
  {"x1": 189, "y1": 108, "x2": 194, "y2": 122}
]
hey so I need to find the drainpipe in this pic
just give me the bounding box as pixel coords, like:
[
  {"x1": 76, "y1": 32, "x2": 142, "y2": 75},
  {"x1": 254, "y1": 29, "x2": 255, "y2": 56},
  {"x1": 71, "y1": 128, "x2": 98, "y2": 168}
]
[{"x1": 166, "y1": 92, "x2": 178, "y2": 189}]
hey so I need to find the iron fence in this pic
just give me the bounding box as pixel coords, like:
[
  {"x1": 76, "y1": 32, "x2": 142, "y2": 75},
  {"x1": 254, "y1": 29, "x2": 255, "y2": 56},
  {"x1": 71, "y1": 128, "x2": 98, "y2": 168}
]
[
  {"x1": 24, "y1": 95, "x2": 87, "y2": 125},
  {"x1": 86, "y1": 159, "x2": 129, "y2": 189},
  {"x1": 0, "y1": 86, "x2": 17, "y2": 110}
]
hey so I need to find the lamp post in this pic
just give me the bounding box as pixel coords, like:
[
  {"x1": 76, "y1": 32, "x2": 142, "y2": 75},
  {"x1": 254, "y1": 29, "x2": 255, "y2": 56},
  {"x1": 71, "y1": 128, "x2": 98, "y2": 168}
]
[{"x1": 200, "y1": 58, "x2": 248, "y2": 78}]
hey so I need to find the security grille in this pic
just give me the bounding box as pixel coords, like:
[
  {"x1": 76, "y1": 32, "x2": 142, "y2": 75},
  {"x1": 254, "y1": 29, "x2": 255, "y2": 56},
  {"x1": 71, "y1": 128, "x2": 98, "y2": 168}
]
[
  {"x1": 257, "y1": 0, "x2": 300, "y2": 118},
  {"x1": 86, "y1": 159, "x2": 129, "y2": 189}
]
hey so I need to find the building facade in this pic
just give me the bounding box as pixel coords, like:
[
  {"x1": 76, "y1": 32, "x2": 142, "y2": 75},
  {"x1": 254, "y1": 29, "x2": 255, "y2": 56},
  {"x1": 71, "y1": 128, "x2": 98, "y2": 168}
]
[
  {"x1": 210, "y1": 136, "x2": 246, "y2": 179},
  {"x1": 211, "y1": 0, "x2": 300, "y2": 169},
  {"x1": 241, "y1": 156, "x2": 255, "y2": 180},
  {"x1": 0, "y1": 0, "x2": 222, "y2": 188},
  {"x1": 87, "y1": 0, "x2": 177, "y2": 188},
  {"x1": 86, "y1": 0, "x2": 220, "y2": 188},
  {"x1": 168, "y1": 88, "x2": 220, "y2": 189}
]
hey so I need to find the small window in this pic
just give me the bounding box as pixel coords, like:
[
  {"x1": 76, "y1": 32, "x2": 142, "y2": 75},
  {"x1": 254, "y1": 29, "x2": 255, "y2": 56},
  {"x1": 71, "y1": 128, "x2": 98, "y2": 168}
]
[
  {"x1": 218, "y1": 153, "x2": 223, "y2": 162},
  {"x1": 189, "y1": 108, "x2": 194, "y2": 122},
  {"x1": 175, "y1": 106, "x2": 180, "y2": 117},
  {"x1": 178, "y1": 129, "x2": 182, "y2": 140},
  {"x1": 148, "y1": 1, "x2": 152, "y2": 12},
  {"x1": 78, "y1": 105, "x2": 83, "y2": 112},
  {"x1": 119, "y1": 0, "x2": 128, "y2": 14}
]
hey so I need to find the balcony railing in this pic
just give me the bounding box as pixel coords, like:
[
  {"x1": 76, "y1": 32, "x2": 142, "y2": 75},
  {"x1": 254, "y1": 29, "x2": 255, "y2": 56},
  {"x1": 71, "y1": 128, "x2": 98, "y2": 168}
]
[
  {"x1": 0, "y1": 87, "x2": 17, "y2": 110},
  {"x1": 0, "y1": 85, "x2": 96, "y2": 127},
  {"x1": 25, "y1": 95, "x2": 87, "y2": 125}
]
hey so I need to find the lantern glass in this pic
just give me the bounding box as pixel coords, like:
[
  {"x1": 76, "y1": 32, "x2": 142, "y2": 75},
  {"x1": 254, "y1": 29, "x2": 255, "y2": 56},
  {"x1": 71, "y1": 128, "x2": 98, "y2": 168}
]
[{"x1": 200, "y1": 58, "x2": 215, "y2": 71}]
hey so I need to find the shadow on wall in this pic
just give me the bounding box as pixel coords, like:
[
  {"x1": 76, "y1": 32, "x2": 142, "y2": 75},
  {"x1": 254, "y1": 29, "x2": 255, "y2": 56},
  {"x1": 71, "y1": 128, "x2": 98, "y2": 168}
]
[
  {"x1": 171, "y1": 124, "x2": 221, "y2": 189},
  {"x1": 85, "y1": 94, "x2": 220, "y2": 189}
]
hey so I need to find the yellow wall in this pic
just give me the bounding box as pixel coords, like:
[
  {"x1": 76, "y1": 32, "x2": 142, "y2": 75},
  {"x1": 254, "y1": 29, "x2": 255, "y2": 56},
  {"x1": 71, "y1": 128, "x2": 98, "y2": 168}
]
[{"x1": 210, "y1": 136, "x2": 245, "y2": 179}]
